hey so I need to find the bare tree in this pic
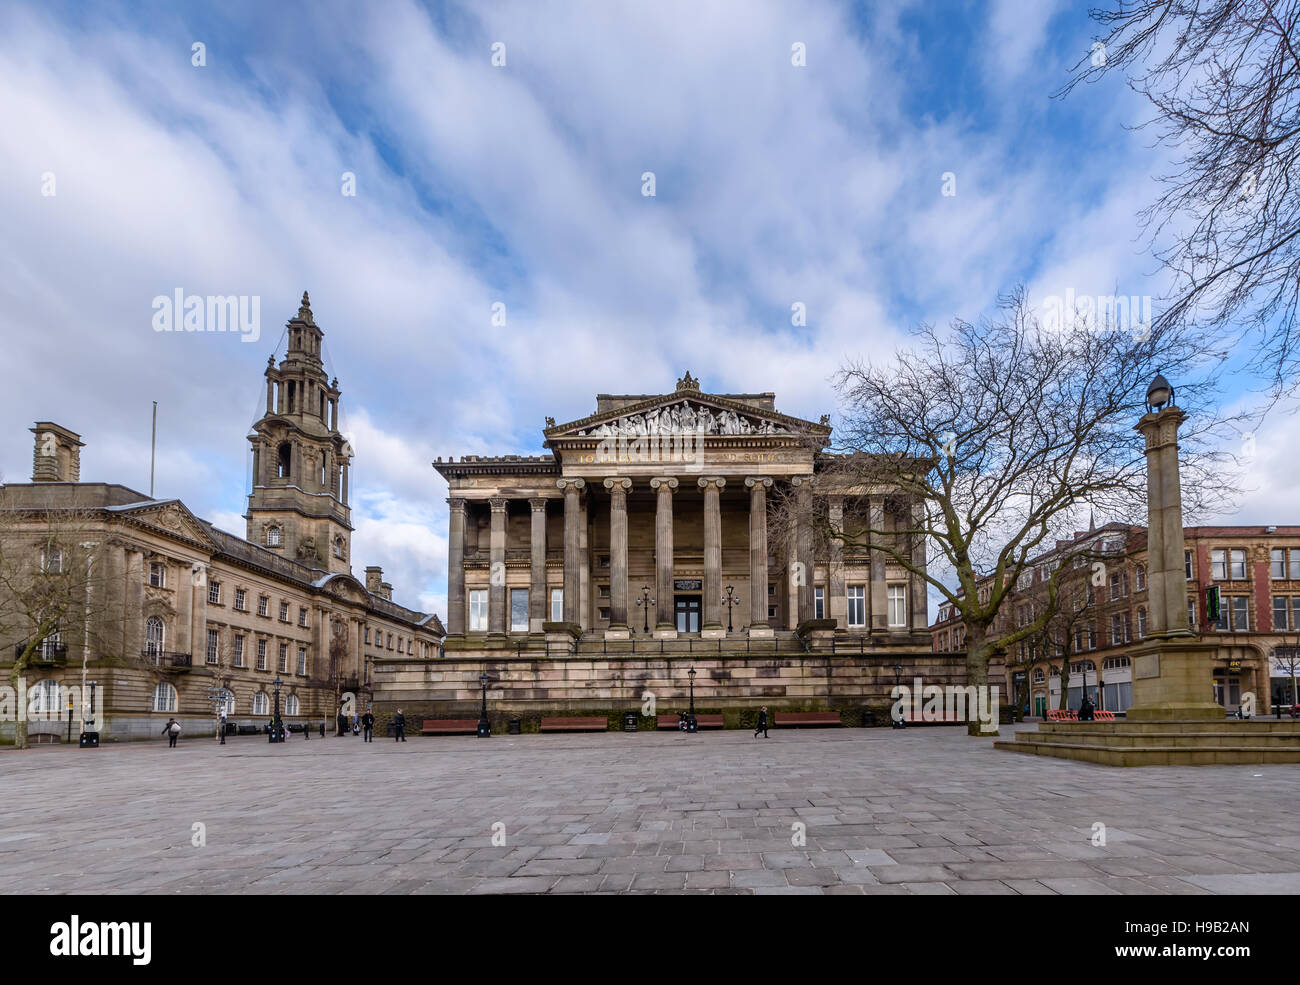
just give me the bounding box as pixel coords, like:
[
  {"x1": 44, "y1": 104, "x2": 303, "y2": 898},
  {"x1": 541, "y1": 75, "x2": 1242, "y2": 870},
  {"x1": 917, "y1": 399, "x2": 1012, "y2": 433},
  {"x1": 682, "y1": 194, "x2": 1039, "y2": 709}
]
[
  {"x1": 774, "y1": 287, "x2": 1231, "y2": 734},
  {"x1": 1061, "y1": 1, "x2": 1300, "y2": 398}
]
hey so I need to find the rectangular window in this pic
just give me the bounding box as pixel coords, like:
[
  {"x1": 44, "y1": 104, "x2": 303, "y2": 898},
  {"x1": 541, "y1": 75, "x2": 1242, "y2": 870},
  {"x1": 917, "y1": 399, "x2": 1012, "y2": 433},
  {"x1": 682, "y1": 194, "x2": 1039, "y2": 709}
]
[
  {"x1": 1230, "y1": 596, "x2": 1249, "y2": 632},
  {"x1": 1274, "y1": 596, "x2": 1289, "y2": 631},
  {"x1": 598, "y1": 607, "x2": 611, "y2": 621},
  {"x1": 1230, "y1": 549, "x2": 1247, "y2": 580},
  {"x1": 278, "y1": 642, "x2": 288, "y2": 673},
  {"x1": 257, "y1": 595, "x2": 269, "y2": 617},
  {"x1": 470, "y1": 590, "x2": 488, "y2": 631},
  {"x1": 256, "y1": 639, "x2": 267, "y2": 671},
  {"x1": 847, "y1": 585, "x2": 865, "y2": 627},
  {"x1": 208, "y1": 581, "x2": 221, "y2": 605},
  {"x1": 1188, "y1": 599, "x2": 1197, "y2": 630},
  {"x1": 387, "y1": 633, "x2": 393, "y2": 649},
  {"x1": 1185, "y1": 551, "x2": 1194, "y2": 580},
  {"x1": 297, "y1": 647, "x2": 307, "y2": 675},
  {"x1": 814, "y1": 586, "x2": 825, "y2": 620},
  {"x1": 1291, "y1": 550, "x2": 1300, "y2": 580},
  {"x1": 1109, "y1": 573, "x2": 1121, "y2": 601},
  {"x1": 149, "y1": 563, "x2": 165, "y2": 588},
  {"x1": 398, "y1": 638, "x2": 404, "y2": 653},
  {"x1": 598, "y1": 584, "x2": 610, "y2": 599},
  {"x1": 1272, "y1": 549, "x2": 1287, "y2": 579},
  {"x1": 298, "y1": 607, "x2": 308, "y2": 627},
  {"x1": 1135, "y1": 566, "x2": 1146, "y2": 592},
  {"x1": 364, "y1": 626, "x2": 370, "y2": 644},
  {"x1": 1211, "y1": 549, "x2": 1226, "y2": 580},
  {"x1": 233, "y1": 635, "x2": 245, "y2": 668},
  {"x1": 1111, "y1": 613, "x2": 1122, "y2": 645},
  {"x1": 234, "y1": 588, "x2": 246, "y2": 611},
  {"x1": 768, "y1": 605, "x2": 777, "y2": 621},
  {"x1": 510, "y1": 588, "x2": 529, "y2": 632},
  {"x1": 888, "y1": 584, "x2": 907, "y2": 628},
  {"x1": 279, "y1": 601, "x2": 290, "y2": 622},
  {"x1": 551, "y1": 588, "x2": 563, "y2": 622},
  {"x1": 206, "y1": 628, "x2": 219, "y2": 664},
  {"x1": 1137, "y1": 608, "x2": 1147, "y2": 639}
]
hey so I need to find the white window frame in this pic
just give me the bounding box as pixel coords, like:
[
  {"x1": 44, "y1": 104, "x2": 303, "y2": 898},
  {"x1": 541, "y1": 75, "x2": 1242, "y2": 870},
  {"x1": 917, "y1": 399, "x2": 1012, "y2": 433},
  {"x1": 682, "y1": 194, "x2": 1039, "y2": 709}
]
[
  {"x1": 152, "y1": 682, "x2": 177, "y2": 713},
  {"x1": 510, "y1": 588, "x2": 529, "y2": 633},
  {"x1": 149, "y1": 562, "x2": 166, "y2": 588},
  {"x1": 814, "y1": 586, "x2": 826, "y2": 621},
  {"x1": 233, "y1": 634, "x2": 245, "y2": 668},
  {"x1": 469, "y1": 590, "x2": 488, "y2": 631},
  {"x1": 887, "y1": 584, "x2": 907, "y2": 628},
  {"x1": 551, "y1": 588, "x2": 563, "y2": 623},
  {"x1": 846, "y1": 585, "x2": 865, "y2": 628},
  {"x1": 206, "y1": 628, "x2": 219, "y2": 664},
  {"x1": 297, "y1": 647, "x2": 307, "y2": 675},
  {"x1": 256, "y1": 639, "x2": 267, "y2": 671},
  {"x1": 252, "y1": 692, "x2": 269, "y2": 716}
]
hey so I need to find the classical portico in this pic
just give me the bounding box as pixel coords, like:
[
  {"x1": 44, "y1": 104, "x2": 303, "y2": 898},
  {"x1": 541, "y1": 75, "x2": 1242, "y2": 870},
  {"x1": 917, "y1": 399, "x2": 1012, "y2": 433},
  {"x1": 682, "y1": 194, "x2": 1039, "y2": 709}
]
[{"x1": 434, "y1": 375, "x2": 931, "y2": 651}]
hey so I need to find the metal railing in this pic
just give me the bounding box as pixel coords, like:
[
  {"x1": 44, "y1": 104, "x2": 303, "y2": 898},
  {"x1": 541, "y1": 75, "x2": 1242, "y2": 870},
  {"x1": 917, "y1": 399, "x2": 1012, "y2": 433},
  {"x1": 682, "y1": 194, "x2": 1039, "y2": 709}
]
[
  {"x1": 496, "y1": 631, "x2": 875, "y2": 658},
  {"x1": 15, "y1": 641, "x2": 68, "y2": 663},
  {"x1": 142, "y1": 650, "x2": 192, "y2": 667}
]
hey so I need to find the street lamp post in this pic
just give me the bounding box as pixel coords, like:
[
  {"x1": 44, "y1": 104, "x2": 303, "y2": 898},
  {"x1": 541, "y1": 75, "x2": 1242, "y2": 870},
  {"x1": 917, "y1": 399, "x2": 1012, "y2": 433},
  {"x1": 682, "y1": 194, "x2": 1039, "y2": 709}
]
[
  {"x1": 687, "y1": 667, "x2": 698, "y2": 732},
  {"x1": 270, "y1": 675, "x2": 284, "y2": 743},
  {"x1": 722, "y1": 585, "x2": 739, "y2": 633},
  {"x1": 636, "y1": 586, "x2": 655, "y2": 635},
  {"x1": 477, "y1": 671, "x2": 492, "y2": 737}
]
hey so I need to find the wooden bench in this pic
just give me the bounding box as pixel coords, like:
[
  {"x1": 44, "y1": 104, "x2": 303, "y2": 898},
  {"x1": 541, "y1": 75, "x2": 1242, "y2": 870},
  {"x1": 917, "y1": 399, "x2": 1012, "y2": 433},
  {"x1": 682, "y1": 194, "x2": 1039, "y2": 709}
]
[
  {"x1": 540, "y1": 717, "x2": 608, "y2": 732},
  {"x1": 776, "y1": 712, "x2": 842, "y2": 727},
  {"x1": 421, "y1": 719, "x2": 478, "y2": 735},
  {"x1": 656, "y1": 713, "x2": 725, "y2": 730}
]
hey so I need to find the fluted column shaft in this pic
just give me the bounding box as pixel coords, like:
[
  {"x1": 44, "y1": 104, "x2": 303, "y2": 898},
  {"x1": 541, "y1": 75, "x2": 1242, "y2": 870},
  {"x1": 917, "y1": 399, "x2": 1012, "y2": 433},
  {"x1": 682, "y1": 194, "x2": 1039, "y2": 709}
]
[
  {"x1": 447, "y1": 499, "x2": 467, "y2": 635},
  {"x1": 529, "y1": 498, "x2": 548, "y2": 632},
  {"x1": 699, "y1": 477, "x2": 726, "y2": 630},
  {"x1": 868, "y1": 496, "x2": 887, "y2": 631},
  {"x1": 604, "y1": 478, "x2": 631, "y2": 631},
  {"x1": 828, "y1": 495, "x2": 846, "y2": 626},
  {"x1": 793, "y1": 476, "x2": 814, "y2": 624},
  {"x1": 746, "y1": 477, "x2": 772, "y2": 628},
  {"x1": 651, "y1": 478, "x2": 678, "y2": 630},
  {"x1": 488, "y1": 497, "x2": 508, "y2": 635},
  {"x1": 558, "y1": 478, "x2": 586, "y2": 624}
]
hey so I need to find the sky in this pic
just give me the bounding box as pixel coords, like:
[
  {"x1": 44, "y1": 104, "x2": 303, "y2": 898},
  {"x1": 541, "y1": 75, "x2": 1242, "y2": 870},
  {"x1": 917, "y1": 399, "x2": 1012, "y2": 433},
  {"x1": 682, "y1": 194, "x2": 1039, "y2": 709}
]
[{"x1": 1, "y1": 0, "x2": 1292, "y2": 621}]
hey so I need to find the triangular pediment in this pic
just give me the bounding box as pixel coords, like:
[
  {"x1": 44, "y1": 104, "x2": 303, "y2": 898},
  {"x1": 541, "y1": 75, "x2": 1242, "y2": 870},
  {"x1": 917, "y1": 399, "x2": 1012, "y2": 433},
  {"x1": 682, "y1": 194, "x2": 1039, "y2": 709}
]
[
  {"x1": 118, "y1": 500, "x2": 217, "y2": 549},
  {"x1": 546, "y1": 391, "x2": 829, "y2": 441}
]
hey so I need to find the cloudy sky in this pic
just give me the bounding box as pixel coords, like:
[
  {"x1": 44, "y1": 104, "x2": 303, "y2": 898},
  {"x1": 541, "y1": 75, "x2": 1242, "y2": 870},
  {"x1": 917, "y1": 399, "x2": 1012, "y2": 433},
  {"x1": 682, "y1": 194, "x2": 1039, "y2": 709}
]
[{"x1": 0, "y1": 0, "x2": 1290, "y2": 620}]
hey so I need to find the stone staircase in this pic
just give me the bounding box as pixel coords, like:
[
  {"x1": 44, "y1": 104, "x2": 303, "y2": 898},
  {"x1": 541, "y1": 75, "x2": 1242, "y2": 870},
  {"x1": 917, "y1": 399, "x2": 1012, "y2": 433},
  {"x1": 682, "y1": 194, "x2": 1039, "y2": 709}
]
[{"x1": 995, "y1": 719, "x2": 1300, "y2": 766}]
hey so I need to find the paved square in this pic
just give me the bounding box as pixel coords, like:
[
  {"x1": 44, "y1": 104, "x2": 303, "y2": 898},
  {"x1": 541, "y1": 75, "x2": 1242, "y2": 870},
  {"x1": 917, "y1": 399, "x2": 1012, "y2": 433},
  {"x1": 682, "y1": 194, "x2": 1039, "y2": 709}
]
[{"x1": 3, "y1": 725, "x2": 1299, "y2": 894}]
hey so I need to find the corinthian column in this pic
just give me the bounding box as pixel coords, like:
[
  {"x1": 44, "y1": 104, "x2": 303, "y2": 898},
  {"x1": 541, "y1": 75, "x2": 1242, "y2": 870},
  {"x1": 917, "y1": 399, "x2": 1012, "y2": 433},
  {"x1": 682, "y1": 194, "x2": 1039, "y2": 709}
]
[
  {"x1": 745, "y1": 477, "x2": 772, "y2": 636},
  {"x1": 792, "y1": 475, "x2": 814, "y2": 625},
  {"x1": 488, "y1": 497, "x2": 509, "y2": 635},
  {"x1": 557, "y1": 478, "x2": 586, "y2": 624},
  {"x1": 650, "y1": 477, "x2": 678, "y2": 636},
  {"x1": 827, "y1": 495, "x2": 846, "y2": 628},
  {"x1": 604, "y1": 478, "x2": 632, "y2": 637},
  {"x1": 529, "y1": 498, "x2": 548, "y2": 633},
  {"x1": 446, "y1": 498, "x2": 467, "y2": 636},
  {"x1": 699, "y1": 476, "x2": 726, "y2": 636}
]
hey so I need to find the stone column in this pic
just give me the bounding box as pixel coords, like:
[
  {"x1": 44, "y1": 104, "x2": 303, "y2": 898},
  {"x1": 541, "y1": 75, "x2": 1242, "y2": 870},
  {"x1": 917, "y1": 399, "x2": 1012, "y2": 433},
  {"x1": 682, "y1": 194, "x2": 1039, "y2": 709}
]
[
  {"x1": 699, "y1": 477, "x2": 726, "y2": 636},
  {"x1": 488, "y1": 497, "x2": 508, "y2": 635},
  {"x1": 446, "y1": 498, "x2": 467, "y2": 636},
  {"x1": 909, "y1": 497, "x2": 928, "y2": 632},
  {"x1": 650, "y1": 477, "x2": 678, "y2": 635},
  {"x1": 176, "y1": 562, "x2": 192, "y2": 655},
  {"x1": 827, "y1": 495, "x2": 846, "y2": 627},
  {"x1": 529, "y1": 498, "x2": 548, "y2": 633},
  {"x1": 1140, "y1": 407, "x2": 1193, "y2": 638},
  {"x1": 126, "y1": 550, "x2": 144, "y2": 658},
  {"x1": 604, "y1": 478, "x2": 632, "y2": 637},
  {"x1": 868, "y1": 496, "x2": 887, "y2": 632},
  {"x1": 266, "y1": 377, "x2": 274, "y2": 414},
  {"x1": 792, "y1": 475, "x2": 814, "y2": 625},
  {"x1": 558, "y1": 478, "x2": 586, "y2": 624},
  {"x1": 192, "y1": 565, "x2": 207, "y2": 662},
  {"x1": 746, "y1": 477, "x2": 773, "y2": 635}
]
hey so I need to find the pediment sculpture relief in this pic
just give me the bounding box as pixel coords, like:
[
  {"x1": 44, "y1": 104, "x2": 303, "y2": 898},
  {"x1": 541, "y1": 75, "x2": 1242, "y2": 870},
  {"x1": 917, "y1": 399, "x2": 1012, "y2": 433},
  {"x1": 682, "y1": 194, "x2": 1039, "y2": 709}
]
[{"x1": 575, "y1": 401, "x2": 788, "y2": 437}]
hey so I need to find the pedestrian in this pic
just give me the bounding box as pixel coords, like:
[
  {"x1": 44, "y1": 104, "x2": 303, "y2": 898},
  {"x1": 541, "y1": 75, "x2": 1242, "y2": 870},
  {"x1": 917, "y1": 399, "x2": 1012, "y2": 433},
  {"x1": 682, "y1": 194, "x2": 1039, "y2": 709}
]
[
  {"x1": 352, "y1": 710, "x2": 360, "y2": 735},
  {"x1": 218, "y1": 709, "x2": 226, "y2": 745},
  {"x1": 393, "y1": 709, "x2": 406, "y2": 742},
  {"x1": 303, "y1": 716, "x2": 310, "y2": 739},
  {"x1": 754, "y1": 706, "x2": 769, "y2": 739},
  {"x1": 1079, "y1": 694, "x2": 1095, "y2": 721},
  {"x1": 162, "y1": 717, "x2": 181, "y2": 747},
  {"x1": 362, "y1": 708, "x2": 375, "y2": 742}
]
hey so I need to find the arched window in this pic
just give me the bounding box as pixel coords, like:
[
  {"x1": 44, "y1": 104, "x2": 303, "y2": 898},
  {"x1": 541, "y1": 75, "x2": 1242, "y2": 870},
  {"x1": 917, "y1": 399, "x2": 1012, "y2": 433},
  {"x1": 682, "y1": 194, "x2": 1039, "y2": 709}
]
[
  {"x1": 252, "y1": 692, "x2": 270, "y2": 716},
  {"x1": 1033, "y1": 668, "x2": 1045, "y2": 683},
  {"x1": 215, "y1": 688, "x2": 235, "y2": 715},
  {"x1": 145, "y1": 617, "x2": 165, "y2": 661},
  {"x1": 333, "y1": 536, "x2": 344, "y2": 559},
  {"x1": 29, "y1": 680, "x2": 61, "y2": 717},
  {"x1": 1137, "y1": 607, "x2": 1147, "y2": 639},
  {"x1": 267, "y1": 526, "x2": 281, "y2": 547},
  {"x1": 277, "y1": 442, "x2": 292, "y2": 478},
  {"x1": 152, "y1": 682, "x2": 177, "y2": 713},
  {"x1": 285, "y1": 694, "x2": 300, "y2": 716}
]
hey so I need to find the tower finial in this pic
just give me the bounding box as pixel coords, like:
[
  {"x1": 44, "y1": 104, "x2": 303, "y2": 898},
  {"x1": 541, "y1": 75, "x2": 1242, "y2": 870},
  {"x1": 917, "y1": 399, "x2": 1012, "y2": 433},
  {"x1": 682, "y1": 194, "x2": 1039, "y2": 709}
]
[{"x1": 297, "y1": 291, "x2": 314, "y2": 324}]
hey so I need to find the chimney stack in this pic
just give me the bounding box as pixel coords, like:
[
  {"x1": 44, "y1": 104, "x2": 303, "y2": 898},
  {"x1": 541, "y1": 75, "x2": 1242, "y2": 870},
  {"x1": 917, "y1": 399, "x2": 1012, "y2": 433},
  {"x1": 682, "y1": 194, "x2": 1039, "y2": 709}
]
[
  {"x1": 364, "y1": 566, "x2": 383, "y2": 594},
  {"x1": 30, "y1": 423, "x2": 84, "y2": 483}
]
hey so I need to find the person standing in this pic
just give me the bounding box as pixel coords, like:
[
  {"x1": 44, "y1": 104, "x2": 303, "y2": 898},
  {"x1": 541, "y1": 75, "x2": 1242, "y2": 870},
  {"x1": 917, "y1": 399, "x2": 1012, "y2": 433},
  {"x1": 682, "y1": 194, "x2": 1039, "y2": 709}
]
[
  {"x1": 754, "y1": 706, "x2": 769, "y2": 739},
  {"x1": 218, "y1": 709, "x2": 226, "y2": 745},
  {"x1": 393, "y1": 709, "x2": 406, "y2": 742},
  {"x1": 362, "y1": 709, "x2": 375, "y2": 742},
  {"x1": 161, "y1": 718, "x2": 181, "y2": 748}
]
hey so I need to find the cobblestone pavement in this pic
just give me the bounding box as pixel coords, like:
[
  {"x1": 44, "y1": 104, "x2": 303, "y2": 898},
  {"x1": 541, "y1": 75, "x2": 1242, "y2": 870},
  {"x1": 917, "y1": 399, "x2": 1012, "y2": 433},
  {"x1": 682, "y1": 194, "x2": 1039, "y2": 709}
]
[{"x1": 3, "y1": 724, "x2": 1298, "y2": 894}]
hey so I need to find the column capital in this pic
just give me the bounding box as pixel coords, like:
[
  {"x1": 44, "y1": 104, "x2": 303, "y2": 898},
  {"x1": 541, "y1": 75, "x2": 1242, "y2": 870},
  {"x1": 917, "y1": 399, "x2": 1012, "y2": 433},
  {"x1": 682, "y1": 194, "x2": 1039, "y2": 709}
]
[
  {"x1": 649, "y1": 476, "x2": 679, "y2": 491},
  {"x1": 697, "y1": 476, "x2": 726, "y2": 490},
  {"x1": 557, "y1": 477, "x2": 587, "y2": 491},
  {"x1": 528, "y1": 497, "x2": 549, "y2": 512},
  {"x1": 446, "y1": 496, "x2": 468, "y2": 513},
  {"x1": 790, "y1": 474, "x2": 815, "y2": 487},
  {"x1": 488, "y1": 496, "x2": 509, "y2": 513},
  {"x1": 744, "y1": 476, "x2": 773, "y2": 489},
  {"x1": 602, "y1": 477, "x2": 632, "y2": 492}
]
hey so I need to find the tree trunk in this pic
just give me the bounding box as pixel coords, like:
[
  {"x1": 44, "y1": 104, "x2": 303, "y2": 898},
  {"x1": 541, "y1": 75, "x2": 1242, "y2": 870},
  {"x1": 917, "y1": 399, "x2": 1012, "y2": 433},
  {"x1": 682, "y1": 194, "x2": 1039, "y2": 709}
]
[
  {"x1": 964, "y1": 626, "x2": 993, "y2": 737},
  {"x1": 9, "y1": 664, "x2": 28, "y2": 750}
]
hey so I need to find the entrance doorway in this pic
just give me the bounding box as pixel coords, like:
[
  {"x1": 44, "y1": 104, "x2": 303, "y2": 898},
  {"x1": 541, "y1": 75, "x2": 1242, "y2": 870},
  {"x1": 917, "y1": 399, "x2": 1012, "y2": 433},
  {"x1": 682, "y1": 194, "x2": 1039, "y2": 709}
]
[
  {"x1": 675, "y1": 595, "x2": 701, "y2": 634},
  {"x1": 1212, "y1": 671, "x2": 1241, "y2": 713}
]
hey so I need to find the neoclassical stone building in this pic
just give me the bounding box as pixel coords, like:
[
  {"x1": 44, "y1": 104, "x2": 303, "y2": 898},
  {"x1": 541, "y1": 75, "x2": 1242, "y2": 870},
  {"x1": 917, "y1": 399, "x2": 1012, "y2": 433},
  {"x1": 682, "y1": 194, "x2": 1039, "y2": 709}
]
[{"x1": 0, "y1": 295, "x2": 442, "y2": 742}]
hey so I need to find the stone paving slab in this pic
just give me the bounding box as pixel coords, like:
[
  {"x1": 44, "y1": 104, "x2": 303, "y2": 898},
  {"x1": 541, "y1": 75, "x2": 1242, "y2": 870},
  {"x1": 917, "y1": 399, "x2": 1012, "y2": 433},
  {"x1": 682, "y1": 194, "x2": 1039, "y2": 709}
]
[{"x1": 1, "y1": 724, "x2": 1298, "y2": 894}]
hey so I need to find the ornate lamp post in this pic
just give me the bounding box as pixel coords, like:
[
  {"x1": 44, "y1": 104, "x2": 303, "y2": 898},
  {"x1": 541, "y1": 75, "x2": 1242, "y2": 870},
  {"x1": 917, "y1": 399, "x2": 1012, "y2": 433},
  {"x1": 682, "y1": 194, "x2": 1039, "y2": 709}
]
[
  {"x1": 636, "y1": 586, "x2": 655, "y2": 635},
  {"x1": 893, "y1": 663, "x2": 904, "y2": 728},
  {"x1": 477, "y1": 671, "x2": 492, "y2": 737},
  {"x1": 722, "y1": 585, "x2": 740, "y2": 633},
  {"x1": 687, "y1": 667, "x2": 698, "y2": 732},
  {"x1": 270, "y1": 675, "x2": 284, "y2": 743}
]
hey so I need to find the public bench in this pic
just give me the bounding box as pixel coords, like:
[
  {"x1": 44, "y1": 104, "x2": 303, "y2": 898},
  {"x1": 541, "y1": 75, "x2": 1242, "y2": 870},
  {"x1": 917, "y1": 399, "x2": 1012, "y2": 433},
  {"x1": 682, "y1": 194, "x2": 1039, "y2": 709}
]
[
  {"x1": 421, "y1": 719, "x2": 478, "y2": 735},
  {"x1": 656, "y1": 713, "x2": 725, "y2": 730},
  {"x1": 237, "y1": 724, "x2": 261, "y2": 735},
  {"x1": 776, "y1": 712, "x2": 842, "y2": 727},
  {"x1": 539, "y1": 717, "x2": 608, "y2": 732}
]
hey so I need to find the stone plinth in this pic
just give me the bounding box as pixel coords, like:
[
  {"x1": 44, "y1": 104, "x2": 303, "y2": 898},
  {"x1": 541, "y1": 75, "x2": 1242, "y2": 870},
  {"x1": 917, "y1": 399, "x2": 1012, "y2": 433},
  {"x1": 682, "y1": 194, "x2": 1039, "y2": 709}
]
[
  {"x1": 1126, "y1": 638, "x2": 1225, "y2": 722},
  {"x1": 996, "y1": 719, "x2": 1300, "y2": 766}
]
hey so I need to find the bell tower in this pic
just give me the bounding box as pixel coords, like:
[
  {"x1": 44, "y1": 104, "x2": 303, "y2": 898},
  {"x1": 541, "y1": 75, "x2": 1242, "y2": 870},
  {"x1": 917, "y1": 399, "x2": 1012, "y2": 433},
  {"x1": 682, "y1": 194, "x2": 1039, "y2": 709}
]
[{"x1": 245, "y1": 292, "x2": 353, "y2": 573}]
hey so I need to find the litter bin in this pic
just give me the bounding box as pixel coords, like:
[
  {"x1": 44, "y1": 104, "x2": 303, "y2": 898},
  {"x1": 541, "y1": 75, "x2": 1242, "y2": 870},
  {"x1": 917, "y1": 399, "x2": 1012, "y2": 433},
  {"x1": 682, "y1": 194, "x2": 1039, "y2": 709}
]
[
  {"x1": 79, "y1": 731, "x2": 99, "y2": 748},
  {"x1": 508, "y1": 717, "x2": 522, "y2": 735},
  {"x1": 623, "y1": 711, "x2": 638, "y2": 732},
  {"x1": 859, "y1": 709, "x2": 875, "y2": 728}
]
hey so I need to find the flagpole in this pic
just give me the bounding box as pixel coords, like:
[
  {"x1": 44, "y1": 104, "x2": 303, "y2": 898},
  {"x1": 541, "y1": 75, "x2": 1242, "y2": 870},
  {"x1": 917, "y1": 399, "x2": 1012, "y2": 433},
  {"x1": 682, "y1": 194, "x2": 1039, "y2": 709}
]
[{"x1": 150, "y1": 401, "x2": 157, "y2": 498}]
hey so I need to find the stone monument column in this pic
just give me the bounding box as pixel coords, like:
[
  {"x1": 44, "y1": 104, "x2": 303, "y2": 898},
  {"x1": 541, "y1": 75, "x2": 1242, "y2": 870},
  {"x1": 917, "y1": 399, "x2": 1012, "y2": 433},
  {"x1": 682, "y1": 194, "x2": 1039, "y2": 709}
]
[
  {"x1": 488, "y1": 497, "x2": 508, "y2": 636},
  {"x1": 746, "y1": 477, "x2": 773, "y2": 635},
  {"x1": 528, "y1": 498, "x2": 548, "y2": 633},
  {"x1": 792, "y1": 475, "x2": 814, "y2": 624},
  {"x1": 604, "y1": 478, "x2": 632, "y2": 638},
  {"x1": 650, "y1": 477, "x2": 678, "y2": 636},
  {"x1": 446, "y1": 498, "x2": 467, "y2": 636},
  {"x1": 558, "y1": 478, "x2": 586, "y2": 624},
  {"x1": 827, "y1": 494, "x2": 846, "y2": 627},
  {"x1": 699, "y1": 476, "x2": 726, "y2": 636}
]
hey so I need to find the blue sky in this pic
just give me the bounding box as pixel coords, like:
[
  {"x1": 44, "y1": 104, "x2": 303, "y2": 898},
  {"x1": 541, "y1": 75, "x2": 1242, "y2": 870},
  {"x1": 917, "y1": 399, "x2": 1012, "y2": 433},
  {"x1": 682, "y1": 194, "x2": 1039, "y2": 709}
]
[{"x1": 0, "y1": 0, "x2": 1290, "y2": 620}]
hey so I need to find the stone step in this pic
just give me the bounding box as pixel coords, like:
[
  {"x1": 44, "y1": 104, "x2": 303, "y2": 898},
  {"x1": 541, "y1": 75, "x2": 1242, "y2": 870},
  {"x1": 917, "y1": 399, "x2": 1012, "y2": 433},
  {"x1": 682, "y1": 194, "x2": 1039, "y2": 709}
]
[
  {"x1": 1040, "y1": 720, "x2": 1300, "y2": 735},
  {"x1": 993, "y1": 738, "x2": 1300, "y2": 766},
  {"x1": 1025, "y1": 729, "x2": 1300, "y2": 748}
]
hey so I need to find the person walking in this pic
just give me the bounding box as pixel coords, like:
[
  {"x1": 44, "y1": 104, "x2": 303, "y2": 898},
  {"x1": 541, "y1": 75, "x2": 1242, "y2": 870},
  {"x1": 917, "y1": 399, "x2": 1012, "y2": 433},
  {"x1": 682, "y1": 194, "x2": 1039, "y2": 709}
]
[
  {"x1": 754, "y1": 706, "x2": 769, "y2": 739},
  {"x1": 393, "y1": 709, "x2": 406, "y2": 742},
  {"x1": 303, "y1": 716, "x2": 310, "y2": 739},
  {"x1": 218, "y1": 709, "x2": 226, "y2": 745},
  {"x1": 362, "y1": 709, "x2": 375, "y2": 742},
  {"x1": 162, "y1": 717, "x2": 181, "y2": 747}
]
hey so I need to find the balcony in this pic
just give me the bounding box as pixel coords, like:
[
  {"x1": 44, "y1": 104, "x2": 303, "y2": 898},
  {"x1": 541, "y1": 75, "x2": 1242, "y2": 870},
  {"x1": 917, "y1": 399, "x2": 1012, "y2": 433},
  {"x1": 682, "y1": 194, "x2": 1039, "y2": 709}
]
[
  {"x1": 142, "y1": 649, "x2": 193, "y2": 668},
  {"x1": 15, "y1": 642, "x2": 68, "y2": 665}
]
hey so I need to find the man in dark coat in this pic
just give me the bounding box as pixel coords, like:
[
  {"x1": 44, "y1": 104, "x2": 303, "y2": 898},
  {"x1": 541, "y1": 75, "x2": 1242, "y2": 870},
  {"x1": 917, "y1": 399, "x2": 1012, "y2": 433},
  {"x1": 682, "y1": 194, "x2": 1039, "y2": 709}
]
[
  {"x1": 393, "y1": 709, "x2": 406, "y2": 742},
  {"x1": 754, "y1": 706, "x2": 769, "y2": 739},
  {"x1": 362, "y1": 709, "x2": 375, "y2": 742},
  {"x1": 1079, "y1": 695, "x2": 1095, "y2": 721}
]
